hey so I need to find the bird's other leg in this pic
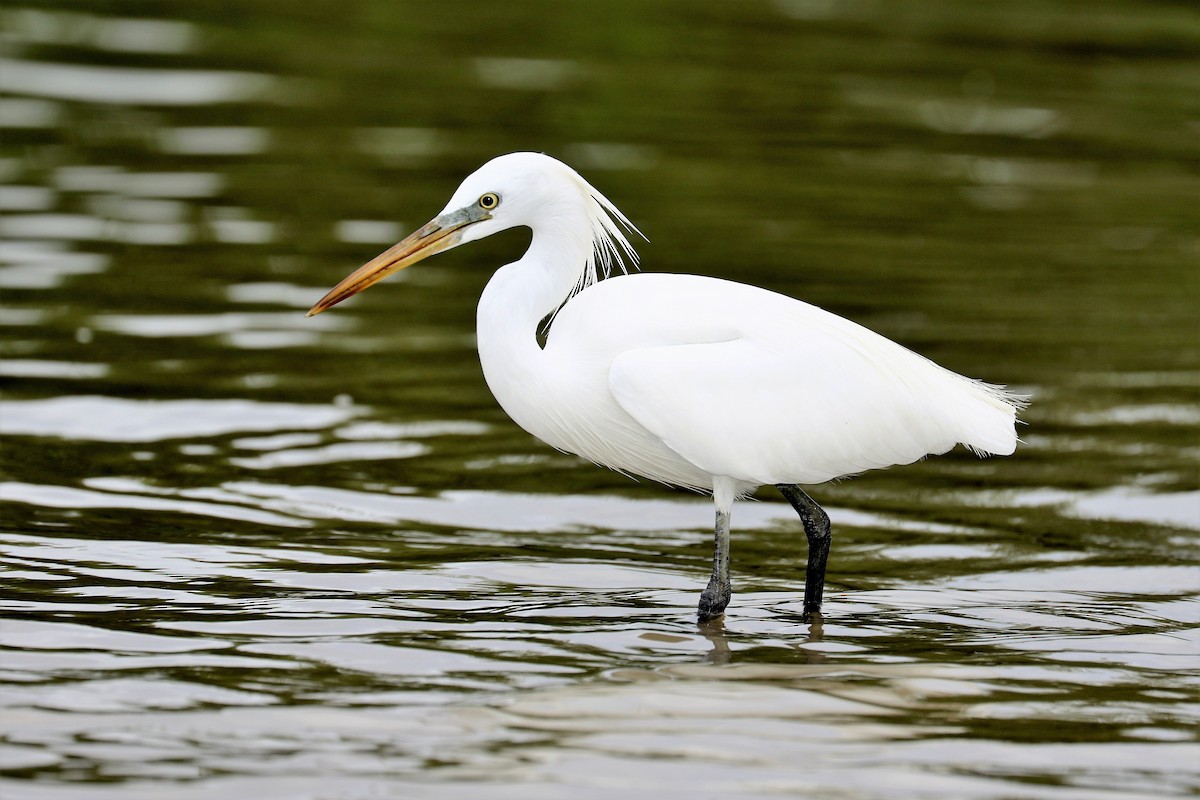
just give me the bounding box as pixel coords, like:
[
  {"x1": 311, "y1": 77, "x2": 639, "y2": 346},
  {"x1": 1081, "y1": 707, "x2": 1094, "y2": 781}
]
[
  {"x1": 698, "y1": 479, "x2": 736, "y2": 622},
  {"x1": 697, "y1": 506, "x2": 731, "y2": 621},
  {"x1": 776, "y1": 484, "x2": 832, "y2": 622}
]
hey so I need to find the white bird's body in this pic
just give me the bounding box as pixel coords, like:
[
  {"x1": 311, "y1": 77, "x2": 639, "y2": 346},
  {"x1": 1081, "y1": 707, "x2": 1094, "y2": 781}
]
[
  {"x1": 310, "y1": 151, "x2": 1024, "y2": 622},
  {"x1": 482, "y1": 270, "x2": 1017, "y2": 492}
]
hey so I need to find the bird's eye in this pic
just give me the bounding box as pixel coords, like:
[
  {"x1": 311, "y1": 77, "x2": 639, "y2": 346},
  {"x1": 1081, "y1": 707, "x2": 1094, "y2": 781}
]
[{"x1": 478, "y1": 192, "x2": 500, "y2": 210}]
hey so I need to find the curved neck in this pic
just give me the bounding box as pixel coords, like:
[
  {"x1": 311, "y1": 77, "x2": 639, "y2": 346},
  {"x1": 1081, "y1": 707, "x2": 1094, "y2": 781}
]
[
  {"x1": 477, "y1": 220, "x2": 591, "y2": 360},
  {"x1": 475, "y1": 223, "x2": 590, "y2": 437}
]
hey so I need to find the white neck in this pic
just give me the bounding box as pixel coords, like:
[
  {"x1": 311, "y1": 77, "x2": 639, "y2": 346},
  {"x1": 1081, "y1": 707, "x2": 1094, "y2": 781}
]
[{"x1": 475, "y1": 221, "x2": 591, "y2": 422}]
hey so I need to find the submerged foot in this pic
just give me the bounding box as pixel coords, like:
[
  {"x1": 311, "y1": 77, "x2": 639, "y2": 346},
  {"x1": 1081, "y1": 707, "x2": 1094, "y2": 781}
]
[{"x1": 697, "y1": 584, "x2": 732, "y2": 622}]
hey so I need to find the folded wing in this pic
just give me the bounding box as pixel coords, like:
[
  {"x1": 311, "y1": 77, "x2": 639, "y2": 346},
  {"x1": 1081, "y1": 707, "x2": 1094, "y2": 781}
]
[{"x1": 608, "y1": 306, "x2": 1019, "y2": 486}]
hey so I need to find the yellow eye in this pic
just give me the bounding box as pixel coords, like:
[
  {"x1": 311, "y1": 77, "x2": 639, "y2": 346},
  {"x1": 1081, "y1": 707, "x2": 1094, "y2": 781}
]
[{"x1": 478, "y1": 192, "x2": 499, "y2": 210}]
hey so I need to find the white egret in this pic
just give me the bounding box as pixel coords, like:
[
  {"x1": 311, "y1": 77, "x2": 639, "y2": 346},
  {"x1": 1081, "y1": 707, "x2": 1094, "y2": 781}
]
[{"x1": 308, "y1": 152, "x2": 1024, "y2": 622}]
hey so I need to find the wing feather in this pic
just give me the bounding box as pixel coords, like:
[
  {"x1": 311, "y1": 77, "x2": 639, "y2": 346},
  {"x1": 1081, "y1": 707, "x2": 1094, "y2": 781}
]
[{"x1": 607, "y1": 310, "x2": 1019, "y2": 485}]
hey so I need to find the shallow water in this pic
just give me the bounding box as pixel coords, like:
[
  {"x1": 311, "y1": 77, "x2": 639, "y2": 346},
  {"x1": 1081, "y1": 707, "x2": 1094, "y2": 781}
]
[{"x1": 2, "y1": 1, "x2": 1198, "y2": 798}]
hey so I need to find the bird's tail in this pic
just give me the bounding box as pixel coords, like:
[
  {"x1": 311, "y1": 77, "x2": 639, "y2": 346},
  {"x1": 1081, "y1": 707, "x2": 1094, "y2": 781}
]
[{"x1": 950, "y1": 377, "x2": 1029, "y2": 457}]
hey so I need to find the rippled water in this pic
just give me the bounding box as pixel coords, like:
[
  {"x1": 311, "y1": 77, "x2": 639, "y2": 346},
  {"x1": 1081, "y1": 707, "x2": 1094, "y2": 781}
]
[{"x1": 2, "y1": 2, "x2": 1198, "y2": 798}]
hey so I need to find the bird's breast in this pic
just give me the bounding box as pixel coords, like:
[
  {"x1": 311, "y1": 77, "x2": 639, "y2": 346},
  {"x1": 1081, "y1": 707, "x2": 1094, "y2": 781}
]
[{"x1": 479, "y1": 333, "x2": 714, "y2": 490}]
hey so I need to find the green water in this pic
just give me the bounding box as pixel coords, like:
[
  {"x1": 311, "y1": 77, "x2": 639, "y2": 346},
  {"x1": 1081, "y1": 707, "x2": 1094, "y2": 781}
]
[{"x1": 1, "y1": 1, "x2": 1198, "y2": 797}]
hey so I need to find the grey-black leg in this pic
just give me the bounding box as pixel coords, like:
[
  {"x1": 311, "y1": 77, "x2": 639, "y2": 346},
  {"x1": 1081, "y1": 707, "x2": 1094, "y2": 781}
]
[
  {"x1": 697, "y1": 505, "x2": 732, "y2": 622},
  {"x1": 776, "y1": 484, "x2": 832, "y2": 620}
]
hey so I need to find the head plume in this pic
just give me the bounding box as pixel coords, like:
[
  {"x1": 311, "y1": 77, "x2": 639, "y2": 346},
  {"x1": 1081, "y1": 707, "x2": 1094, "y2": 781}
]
[
  {"x1": 573, "y1": 166, "x2": 643, "y2": 294},
  {"x1": 449, "y1": 152, "x2": 644, "y2": 298}
]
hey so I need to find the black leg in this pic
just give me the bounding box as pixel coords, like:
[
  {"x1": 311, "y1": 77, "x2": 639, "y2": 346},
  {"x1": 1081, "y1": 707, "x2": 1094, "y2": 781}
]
[
  {"x1": 697, "y1": 506, "x2": 732, "y2": 622},
  {"x1": 776, "y1": 484, "x2": 832, "y2": 621}
]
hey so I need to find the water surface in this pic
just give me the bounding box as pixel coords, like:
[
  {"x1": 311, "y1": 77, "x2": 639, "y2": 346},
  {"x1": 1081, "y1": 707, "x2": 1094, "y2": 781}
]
[{"x1": 1, "y1": 1, "x2": 1198, "y2": 798}]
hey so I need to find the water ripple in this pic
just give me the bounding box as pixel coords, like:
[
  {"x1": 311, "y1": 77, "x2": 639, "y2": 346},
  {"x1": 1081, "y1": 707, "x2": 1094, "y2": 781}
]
[
  {"x1": 0, "y1": 58, "x2": 276, "y2": 105},
  {"x1": 0, "y1": 396, "x2": 361, "y2": 441}
]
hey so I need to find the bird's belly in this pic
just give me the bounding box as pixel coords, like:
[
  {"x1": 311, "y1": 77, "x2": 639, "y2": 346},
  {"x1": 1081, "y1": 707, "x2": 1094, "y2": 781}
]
[
  {"x1": 482, "y1": 352, "x2": 714, "y2": 491},
  {"x1": 559, "y1": 415, "x2": 715, "y2": 491}
]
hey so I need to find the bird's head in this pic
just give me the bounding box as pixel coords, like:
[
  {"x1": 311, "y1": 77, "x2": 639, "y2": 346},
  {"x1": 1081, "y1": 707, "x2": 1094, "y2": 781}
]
[{"x1": 307, "y1": 152, "x2": 639, "y2": 317}]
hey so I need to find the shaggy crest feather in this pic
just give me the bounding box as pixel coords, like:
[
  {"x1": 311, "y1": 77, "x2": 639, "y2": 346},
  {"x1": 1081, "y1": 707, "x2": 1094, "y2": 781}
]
[{"x1": 569, "y1": 173, "x2": 644, "y2": 297}]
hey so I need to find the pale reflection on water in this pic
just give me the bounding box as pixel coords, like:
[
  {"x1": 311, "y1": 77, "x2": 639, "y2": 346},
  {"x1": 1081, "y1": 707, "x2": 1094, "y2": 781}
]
[{"x1": 0, "y1": 58, "x2": 276, "y2": 106}]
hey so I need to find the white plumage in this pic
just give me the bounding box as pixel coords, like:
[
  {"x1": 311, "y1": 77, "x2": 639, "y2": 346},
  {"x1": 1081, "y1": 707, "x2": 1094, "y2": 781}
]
[{"x1": 310, "y1": 151, "x2": 1025, "y2": 622}]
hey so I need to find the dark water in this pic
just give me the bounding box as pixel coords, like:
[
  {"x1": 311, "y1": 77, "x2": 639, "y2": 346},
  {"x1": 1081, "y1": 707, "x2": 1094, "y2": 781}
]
[{"x1": 2, "y1": 2, "x2": 1198, "y2": 797}]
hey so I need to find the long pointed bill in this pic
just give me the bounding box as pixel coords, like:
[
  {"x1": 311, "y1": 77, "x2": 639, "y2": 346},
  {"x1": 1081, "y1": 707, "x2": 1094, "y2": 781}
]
[{"x1": 307, "y1": 208, "x2": 484, "y2": 317}]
